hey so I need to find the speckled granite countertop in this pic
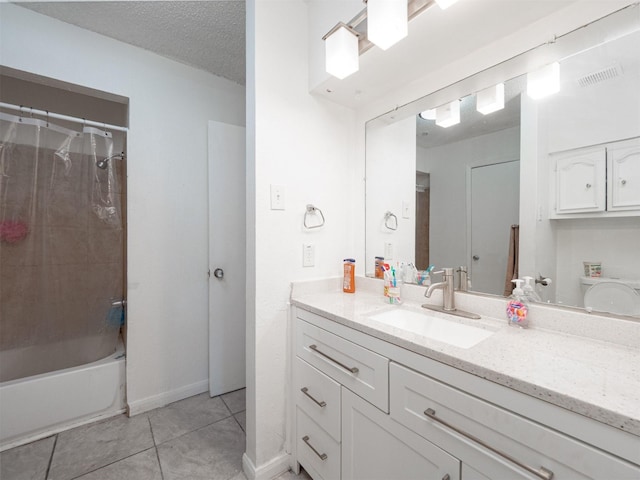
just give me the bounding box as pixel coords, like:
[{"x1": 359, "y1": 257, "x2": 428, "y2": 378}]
[{"x1": 290, "y1": 277, "x2": 640, "y2": 437}]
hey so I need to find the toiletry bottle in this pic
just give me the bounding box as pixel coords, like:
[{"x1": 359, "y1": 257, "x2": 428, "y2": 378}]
[
  {"x1": 382, "y1": 263, "x2": 391, "y2": 297},
  {"x1": 375, "y1": 256, "x2": 384, "y2": 278},
  {"x1": 506, "y1": 279, "x2": 529, "y2": 328},
  {"x1": 522, "y1": 276, "x2": 541, "y2": 302},
  {"x1": 343, "y1": 258, "x2": 356, "y2": 293}
]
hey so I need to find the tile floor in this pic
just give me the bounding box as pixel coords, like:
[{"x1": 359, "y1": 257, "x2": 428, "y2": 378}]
[{"x1": 0, "y1": 389, "x2": 310, "y2": 480}]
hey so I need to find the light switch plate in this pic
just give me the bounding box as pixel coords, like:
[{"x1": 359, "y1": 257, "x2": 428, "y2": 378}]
[
  {"x1": 303, "y1": 243, "x2": 315, "y2": 267},
  {"x1": 270, "y1": 185, "x2": 285, "y2": 210},
  {"x1": 402, "y1": 201, "x2": 410, "y2": 219}
]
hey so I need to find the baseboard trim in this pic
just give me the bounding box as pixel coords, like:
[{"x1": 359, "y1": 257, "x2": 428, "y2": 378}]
[
  {"x1": 127, "y1": 379, "x2": 209, "y2": 416},
  {"x1": 243, "y1": 452, "x2": 290, "y2": 480}
]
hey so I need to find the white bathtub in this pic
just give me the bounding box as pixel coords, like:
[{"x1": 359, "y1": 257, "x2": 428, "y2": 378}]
[{"x1": 0, "y1": 339, "x2": 125, "y2": 451}]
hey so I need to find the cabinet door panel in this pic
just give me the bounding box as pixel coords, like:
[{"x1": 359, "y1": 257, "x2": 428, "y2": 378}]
[
  {"x1": 553, "y1": 146, "x2": 605, "y2": 213},
  {"x1": 608, "y1": 138, "x2": 640, "y2": 210},
  {"x1": 342, "y1": 387, "x2": 460, "y2": 480}
]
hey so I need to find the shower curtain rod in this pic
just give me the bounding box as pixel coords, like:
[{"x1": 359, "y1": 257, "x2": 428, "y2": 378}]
[{"x1": 0, "y1": 102, "x2": 128, "y2": 133}]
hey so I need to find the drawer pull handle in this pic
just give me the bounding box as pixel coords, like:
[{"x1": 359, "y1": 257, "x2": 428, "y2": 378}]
[
  {"x1": 302, "y1": 435, "x2": 328, "y2": 461},
  {"x1": 424, "y1": 408, "x2": 554, "y2": 480},
  {"x1": 309, "y1": 344, "x2": 359, "y2": 374},
  {"x1": 301, "y1": 387, "x2": 327, "y2": 407},
  {"x1": 442, "y1": 475, "x2": 450, "y2": 480}
]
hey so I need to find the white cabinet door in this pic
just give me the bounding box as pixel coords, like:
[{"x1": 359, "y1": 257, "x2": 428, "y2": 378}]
[
  {"x1": 608, "y1": 138, "x2": 640, "y2": 210},
  {"x1": 341, "y1": 387, "x2": 460, "y2": 480},
  {"x1": 554, "y1": 146, "x2": 606, "y2": 214}
]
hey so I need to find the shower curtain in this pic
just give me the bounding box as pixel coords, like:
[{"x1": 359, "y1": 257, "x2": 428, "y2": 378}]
[{"x1": 0, "y1": 113, "x2": 124, "y2": 382}]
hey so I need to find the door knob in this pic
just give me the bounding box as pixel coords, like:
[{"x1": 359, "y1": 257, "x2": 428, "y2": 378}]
[
  {"x1": 213, "y1": 268, "x2": 224, "y2": 279},
  {"x1": 473, "y1": 255, "x2": 480, "y2": 261}
]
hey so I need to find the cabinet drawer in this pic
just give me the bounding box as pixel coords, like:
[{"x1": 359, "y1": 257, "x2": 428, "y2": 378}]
[
  {"x1": 297, "y1": 407, "x2": 341, "y2": 480},
  {"x1": 295, "y1": 357, "x2": 341, "y2": 441},
  {"x1": 297, "y1": 319, "x2": 389, "y2": 412},
  {"x1": 390, "y1": 363, "x2": 640, "y2": 480}
]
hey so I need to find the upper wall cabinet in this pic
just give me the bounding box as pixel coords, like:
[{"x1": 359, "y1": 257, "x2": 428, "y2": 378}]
[
  {"x1": 608, "y1": 138, "x2": 640, "y2": 211},
  {"x1": 550, "y1": 137, "x2": 640, "y2": 218}
]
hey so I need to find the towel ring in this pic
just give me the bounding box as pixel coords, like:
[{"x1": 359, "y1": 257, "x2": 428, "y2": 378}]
[
  {"x1": 384, "y1": 211, "x2": 398, "y2": 231},
  {"x1": 304, "y1": 204, "x2": 325, "y2": 229}
]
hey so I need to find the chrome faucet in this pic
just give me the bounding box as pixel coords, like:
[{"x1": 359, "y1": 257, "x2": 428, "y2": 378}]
[
  {"x1": 423, "y1": 267, "x2": 481, "y2": 319},
  {"x1": 425, "y1": 268, "x2": 456, "y2": 311}
]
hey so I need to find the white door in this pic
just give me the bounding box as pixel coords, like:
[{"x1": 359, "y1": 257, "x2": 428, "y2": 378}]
[
  {"x1": 208, "y1": 121, "x2": 246, "y2": 397},
  {"x1": 470, "y1": 161, "x2": 520, "y2": 296}
]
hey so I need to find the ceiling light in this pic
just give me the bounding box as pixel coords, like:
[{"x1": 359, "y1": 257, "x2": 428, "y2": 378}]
[
  {"x1": 476, "y1": 83, "x2": 505, "y2": 115},
  {"x1": 527, "y1": 62, "x2": 560, "y2": 99},
  {"x1": 436, "y1": 100, "x2": 460, "y2": 128},
  {"x1": 324, "y1": 23, "x2": 360, "y2": 79},
  {"x1": 367, "y1": 0, "x2": 408, "y2": 51},
  {"x1": 419, "y1": 109, "x2": 436, "y2": 120},
  {"x1": 435, "y1": 0, "x2": 459, "y2": 9}
]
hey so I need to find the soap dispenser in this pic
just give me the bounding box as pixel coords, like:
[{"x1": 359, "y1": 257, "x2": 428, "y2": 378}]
[
  {"x1": 506, "y1": 279, "x2": 529, "y2": 328},
  {"x1": 522, "y1": 276, "x2": 541, "y2": 303}
]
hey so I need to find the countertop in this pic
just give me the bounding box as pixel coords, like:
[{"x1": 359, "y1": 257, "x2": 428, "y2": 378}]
[{"x1": 290, "y1": 277, "x2": 640, "y2": 437}]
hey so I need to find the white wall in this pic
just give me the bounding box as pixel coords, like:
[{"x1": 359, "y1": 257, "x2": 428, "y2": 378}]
[
  {"x1": 365, "y1": 116, "x2": 416, "y2": 274},
  {"x1": 248, "y1": 0, "x2": 358, "y2": 475},
  {"x1": 554, "y1": 218, "x2": 640, "y2": 307},
  {"x1": 0, "y1": 4, "x2": 246, "y2": 413},
  {"x1": 417, "y1": 127, "x2": 520, "y2": 270}
]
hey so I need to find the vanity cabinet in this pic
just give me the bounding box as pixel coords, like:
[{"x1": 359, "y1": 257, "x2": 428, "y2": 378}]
[
  {"x1": 550, "y1": 137, "x2": 640, "y2": 218},
  {"x1": 291, "y1": 307, "x2": 640, "y2": 480}
]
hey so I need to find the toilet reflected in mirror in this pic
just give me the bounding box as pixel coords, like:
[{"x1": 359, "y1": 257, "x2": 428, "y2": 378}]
[{"x1": 581, "y1": 277, "x2": 640, "y2": 316}]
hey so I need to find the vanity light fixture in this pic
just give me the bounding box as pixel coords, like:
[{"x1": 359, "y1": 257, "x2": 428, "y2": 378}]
[
  {"x1": 419, "y1": 109, "x2": 436, "y2": 120},
  {"x1": 527, "y1": 62, "x2": 561, "y2": 99},
  {"x1": 435, "y1": 100, "x2": 460, "y2": 128},
  {"x1": 367, "y1": 0, "x2": 408, "y2": 50},
  {"x1": 476, "y1": 83, "x2": 505, "y2": 115},
  {"x1": 324, "y1": 23, "x2": 360, "y2": 79},
  {"x1": 435, "y1": 0, "x2": 459, "y2": 9}
]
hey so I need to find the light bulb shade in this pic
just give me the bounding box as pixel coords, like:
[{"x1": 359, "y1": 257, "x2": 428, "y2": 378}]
[
  {"x1": 476, "y1": 83, "x2": 505, "y2": 115},
  {"x1": 419, "y1": 109, "x2": 436, "y2": 120},
  {"x1": 527, "y1": 62, "x2": 560, "y2": 99},
  {"x1": 436, "y1": 101, "x2": 460, "y2": 128},
  {"x1": 435, "y1": 0, "x2": 458, "y2": 9},
  {"x1": 325, "y1": 24, "x2": 359, "y2": 79},
  {"x1": 367, "y1": 0, "x2": 408, "y2": 51}
]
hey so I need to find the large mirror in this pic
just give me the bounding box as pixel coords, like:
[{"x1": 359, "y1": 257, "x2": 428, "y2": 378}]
[{"x1": 365, "y1": 5, "x2": 640, "y2": 317}]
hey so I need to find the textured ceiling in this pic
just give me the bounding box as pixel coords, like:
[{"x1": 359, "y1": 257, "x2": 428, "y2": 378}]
[{"x1": 18, "y1": 1, "x2": 246, "y2": 85}]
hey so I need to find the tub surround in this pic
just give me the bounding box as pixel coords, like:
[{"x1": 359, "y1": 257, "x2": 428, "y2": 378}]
[{"x1": 290, "y1": 276, "x2": 640, "y2": 437}]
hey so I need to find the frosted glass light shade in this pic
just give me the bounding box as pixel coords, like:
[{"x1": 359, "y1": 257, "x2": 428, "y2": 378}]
[
  {"x1": 476, "y1": 83, "x2": 505, "y2": 115},
  {"x1": 436, "y1": 101, "x2": 460, "y2": 128},
  {"x1": 325, "y1": 25, "x2": 359, "y2": 79},
  {"x1": 527, "y1": 62, "x2": 560, "y2": 99},
  {"x1": 368, "y1": 0, "x2": 408, "y2": 50},
  {"x1": 419, "y1": 109, "x2": 436, "y2": 120},
  {"x1": 435, "y1": 0, "x2": 459, "y2": 9}
]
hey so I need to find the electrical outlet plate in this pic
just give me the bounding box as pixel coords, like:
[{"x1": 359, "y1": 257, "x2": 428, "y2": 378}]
[
  {"x1": 384, "y1": 242, "x2": 393, "y2": 260},
  {"x1": 303, "y1": 243, "x2": 315, "y2": 267}
]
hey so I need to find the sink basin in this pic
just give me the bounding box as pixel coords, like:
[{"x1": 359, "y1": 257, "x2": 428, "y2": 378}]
[{"x1": 369, "y1": 309, "x2": 494, "y2": 349}]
